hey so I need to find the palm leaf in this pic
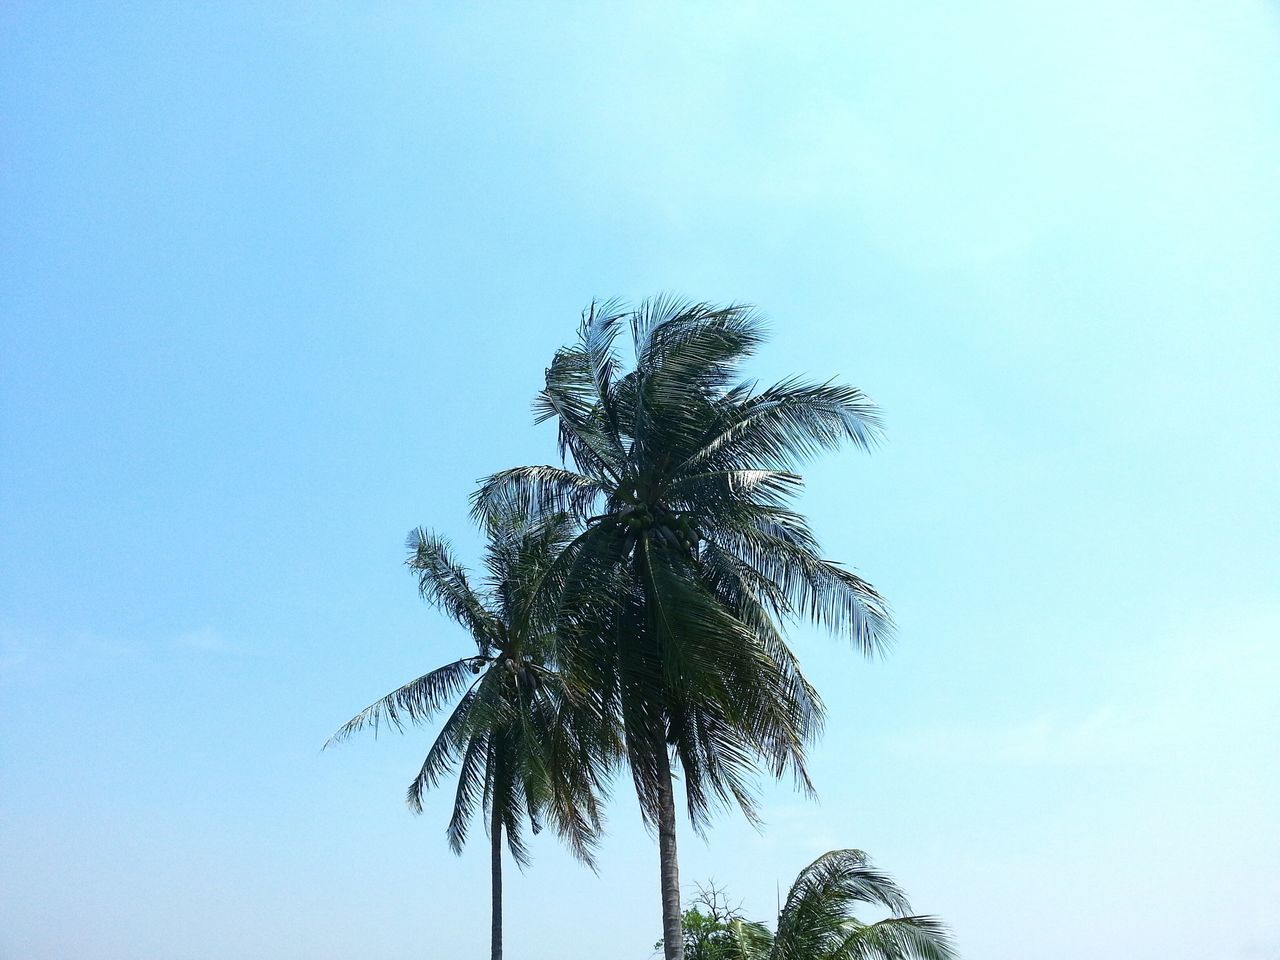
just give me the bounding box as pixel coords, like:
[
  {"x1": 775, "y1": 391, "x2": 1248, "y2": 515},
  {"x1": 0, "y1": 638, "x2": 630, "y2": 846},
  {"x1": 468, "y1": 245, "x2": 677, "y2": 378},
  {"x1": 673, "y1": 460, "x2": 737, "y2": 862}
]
[
  {"x1": 325, "y1": 657, "x2": 479, "y2": 746},
  {"x1": 445, "y1": 727, "x2": 492, "y2": 854},
  {"x1": 405, "y1": 686, "x2": 482, "y2": 812},
  {"x1": 471, "y1": 465, "x2": 605, "y2": 523},
  {"x1": 405, "y1": 529, "x2": 499, "y2": 646},
  {"x1": 835, "y1": 916, "x2": 957, "y2": 960},
  {"x1": 681, "y1": 377, "x2": 884, "y2": 475}
]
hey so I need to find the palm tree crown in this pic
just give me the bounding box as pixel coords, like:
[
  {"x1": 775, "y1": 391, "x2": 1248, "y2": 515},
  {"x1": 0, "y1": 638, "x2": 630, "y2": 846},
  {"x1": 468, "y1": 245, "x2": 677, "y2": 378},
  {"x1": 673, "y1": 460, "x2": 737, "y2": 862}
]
[
  {"x1": 477, "y1": 298, "x2": 891, "y2": 823},
  {"x1": 726, "y1": 849, "x2": 957, "y2": 960},
  {"x1": 473, "y1": 298, "x2": 894, "y2": 959},
  {"x1": 326, "y1": 509, "x2": 609, "y2": 959}
]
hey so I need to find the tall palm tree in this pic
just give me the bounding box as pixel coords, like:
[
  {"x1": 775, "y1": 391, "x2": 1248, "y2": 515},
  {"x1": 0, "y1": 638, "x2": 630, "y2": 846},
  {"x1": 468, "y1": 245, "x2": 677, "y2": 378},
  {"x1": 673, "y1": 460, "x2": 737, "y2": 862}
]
[
  {"x1": 326, "y1": 510, "x2": 609, "y2": 960},
  {"x1": 722, "y1": 850, "x2": 957, "y2": 960},
  {"x1": 473, "y1": 298, "x2": 893, "y2": 960}
]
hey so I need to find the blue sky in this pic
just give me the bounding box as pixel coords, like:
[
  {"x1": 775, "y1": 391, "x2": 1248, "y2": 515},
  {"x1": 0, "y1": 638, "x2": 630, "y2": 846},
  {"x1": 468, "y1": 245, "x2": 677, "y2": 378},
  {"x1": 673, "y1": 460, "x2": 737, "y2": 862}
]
[{"x1": 2, "y1": 3, "x2": 1278, "y2": 958}]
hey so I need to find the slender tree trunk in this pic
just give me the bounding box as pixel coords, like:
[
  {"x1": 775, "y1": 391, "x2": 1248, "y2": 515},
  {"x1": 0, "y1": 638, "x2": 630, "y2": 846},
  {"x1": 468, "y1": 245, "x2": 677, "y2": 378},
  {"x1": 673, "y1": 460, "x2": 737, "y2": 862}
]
[
  {"x1": 655, "y1": 739, "x2": 684, "y2": 960},
  {"x1": 491, "y1": 805, "x2": 503, "y2": 960}
]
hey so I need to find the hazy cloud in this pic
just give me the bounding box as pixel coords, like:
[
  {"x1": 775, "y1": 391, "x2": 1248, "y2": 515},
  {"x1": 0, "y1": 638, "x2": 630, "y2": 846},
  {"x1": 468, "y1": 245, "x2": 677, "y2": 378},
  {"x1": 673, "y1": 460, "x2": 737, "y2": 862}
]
[
  {"x1": 174, "y1": 626, "x2": 236, "y2": 654},
  {"x1": 889, "y1": 605, "x2": 1280, "y2": 767}
]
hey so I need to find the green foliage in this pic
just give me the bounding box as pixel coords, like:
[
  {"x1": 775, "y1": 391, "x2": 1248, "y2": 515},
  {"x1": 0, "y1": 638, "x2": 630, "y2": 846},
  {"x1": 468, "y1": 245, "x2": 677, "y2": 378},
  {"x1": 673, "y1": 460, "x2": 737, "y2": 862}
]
[
  {"x1": 655, "y1": 886, "x2": 763, "y2": 960},
  {"x1": 474, "y1": 298, "x2": 894, "y2": 959},
  {"x1": 658, "y1": 853, "x2": 957, "y2": 960},
  {"x1": 329, "y1": 298, "x2": 922, "y2": 960},
  {"x1": 326, "y1": 509, "x2": 612, "y2": 866},
  {"x1": 669, "y1": 907, "x2": 736, "y2": 960},
  {"x1": 474, "y1": 298, "x2": 893, "y2": 831}
]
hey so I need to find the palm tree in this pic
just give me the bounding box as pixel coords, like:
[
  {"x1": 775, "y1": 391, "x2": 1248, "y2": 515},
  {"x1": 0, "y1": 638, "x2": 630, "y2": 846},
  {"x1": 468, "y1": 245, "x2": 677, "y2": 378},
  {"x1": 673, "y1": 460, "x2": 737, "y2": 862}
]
[
  {"x1": 474, "y1": 298, "x2": 893, "y2": 960},
  {"x1": 722, "y1": 850, "x2": 957, "y2": 960},
  {"x1": 326, "y1": 509, "x2": 609, "y2": 960}
]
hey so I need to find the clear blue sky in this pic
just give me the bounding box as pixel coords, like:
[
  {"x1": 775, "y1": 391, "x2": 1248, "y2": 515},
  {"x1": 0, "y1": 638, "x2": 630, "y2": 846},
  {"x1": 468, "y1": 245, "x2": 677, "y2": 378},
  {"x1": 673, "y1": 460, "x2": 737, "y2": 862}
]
[{"x1": 3, "y1": 3, "x2": 1278, "y2": 958}]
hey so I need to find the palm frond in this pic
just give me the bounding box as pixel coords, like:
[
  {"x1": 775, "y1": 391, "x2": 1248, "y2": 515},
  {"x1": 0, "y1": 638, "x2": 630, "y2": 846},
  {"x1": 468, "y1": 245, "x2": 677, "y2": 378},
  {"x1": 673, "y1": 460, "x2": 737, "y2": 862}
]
[
  {"x1": 725, "y1": 918, "x2": 775, "y2": 960},
  {"x1": 783, "y1": 850, "x2": 913, "y2": 923},
  {"x1": 471, "y1": 465, "x2": 605, "y2": 523},
  {"x1": 444, "y1": 730, "x2": 492, "y2": 854},
  {"x1": 325, "y1": 657, "x2": 479, "y2": 746},
  {"x1": 681, "y1": 378, "x2": 884, "y2": 476},
  {"x1": 666, "y1": 468, "x2": 805, "y2": 510},
  {"x1": 527, "y1": 676, "x2": 614, "y2": 869},
  {"x1": 708, "y1": 507, "x2": 894, "y2": 657},
  {"x1": 636, "y1": 538, "x2": 816, "y2": 828},
  {"x1": 634, "y1": 299, "x2": 766, "y2": 393},
  {"x1": 406, "y1": 687, "x2": 482, "y2": 812},
  {"x1": 404, "y1": 529, "x2": 499, "y2": 647},
  {"x1": 533, "y1": 331, "x2": 627, "y2": 480},
  {"x1": 835, "y1": 916, "x2": 957, "y2": 960}
]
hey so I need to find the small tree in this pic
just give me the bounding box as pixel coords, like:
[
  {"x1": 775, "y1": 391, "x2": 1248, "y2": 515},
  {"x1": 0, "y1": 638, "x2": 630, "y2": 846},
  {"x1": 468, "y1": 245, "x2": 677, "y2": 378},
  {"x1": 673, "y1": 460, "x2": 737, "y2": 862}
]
[
  {"x1": 656, "y1": 884, "x2": 750, "y2": 960},
  {"x1": 725, "y1": 850, "x2": 957, "y2": 960},
  {"x1": 657, "y1": 854, "x2": 956, "y2": 960}
]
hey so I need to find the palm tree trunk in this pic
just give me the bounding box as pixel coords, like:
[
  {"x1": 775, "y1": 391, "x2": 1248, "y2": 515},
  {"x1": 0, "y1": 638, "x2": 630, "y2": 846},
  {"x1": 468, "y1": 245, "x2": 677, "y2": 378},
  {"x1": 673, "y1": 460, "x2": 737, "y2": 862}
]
[
  {"x1": 491, "y1": 804, "x2": 503, "y2": 960},
  {"x1": 654, "y1": 738, "x2": 684, "y2": 960}
]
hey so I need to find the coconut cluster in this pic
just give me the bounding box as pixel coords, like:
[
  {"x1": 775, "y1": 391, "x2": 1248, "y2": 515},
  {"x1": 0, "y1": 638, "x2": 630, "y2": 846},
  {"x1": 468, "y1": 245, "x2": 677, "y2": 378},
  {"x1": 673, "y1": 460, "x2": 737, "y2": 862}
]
[{"x1": 618, "y1": 502, "x2": 699, "y2": 554}]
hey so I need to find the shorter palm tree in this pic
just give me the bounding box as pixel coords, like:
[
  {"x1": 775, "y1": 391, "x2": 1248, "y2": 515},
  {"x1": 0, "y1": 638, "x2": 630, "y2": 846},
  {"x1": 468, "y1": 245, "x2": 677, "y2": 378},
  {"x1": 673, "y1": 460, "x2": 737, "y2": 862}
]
[
  {"x1": 326, "y1": 510, "x2": 609, "y2": 960},
  {"x1": 723, "y1": 850, "x2": 957, "y2": 960}
]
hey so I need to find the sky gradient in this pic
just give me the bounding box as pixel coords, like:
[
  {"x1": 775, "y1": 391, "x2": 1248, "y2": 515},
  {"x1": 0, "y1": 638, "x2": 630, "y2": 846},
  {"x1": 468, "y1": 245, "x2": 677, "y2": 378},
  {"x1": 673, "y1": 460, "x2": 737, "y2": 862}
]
[{"x1": 3, "y1": 3, "x2": 1278, "y2": 958}]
